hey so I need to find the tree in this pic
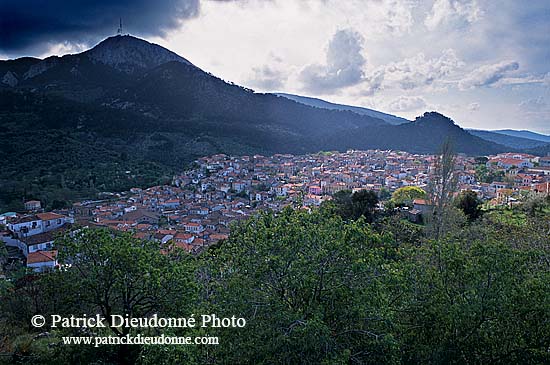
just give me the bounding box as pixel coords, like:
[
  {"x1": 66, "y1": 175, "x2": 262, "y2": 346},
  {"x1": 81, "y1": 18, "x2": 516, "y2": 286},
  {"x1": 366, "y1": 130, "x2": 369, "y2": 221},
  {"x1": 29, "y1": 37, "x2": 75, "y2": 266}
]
[
  {"x1": 54, "y1": 229, "x2": 198, "y2": 364},
  {"x1": 427, "y1": 139, "x2": 458, "y2": 238},
  {"x1": 351, "y1": 189, "x2": 379, "y2": 222},
  {"x1": 196, "y1": 208, "x2": 398, "y2": 364},
  {"x1": 391, "y1": 186, "x2": 427, "y2": 206},
  {"x1": 330, "y1": 190, "x2": 379, "y2": 221},
  {"x1": 454, "y1": 190, "x2": 482, "y2": 221},
  {"x1": 396, "y1": 216, "x2": 550, "y2": 364},
  {"x1": 379, "y1": 187, "x2": 392, "y2": 201}
]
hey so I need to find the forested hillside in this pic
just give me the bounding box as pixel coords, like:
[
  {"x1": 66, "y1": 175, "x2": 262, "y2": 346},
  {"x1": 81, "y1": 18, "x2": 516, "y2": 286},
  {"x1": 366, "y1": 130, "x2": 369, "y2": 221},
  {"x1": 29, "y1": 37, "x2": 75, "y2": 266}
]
[{"x1": 1, "y1": 195, "x2": 549, "y2": 364}]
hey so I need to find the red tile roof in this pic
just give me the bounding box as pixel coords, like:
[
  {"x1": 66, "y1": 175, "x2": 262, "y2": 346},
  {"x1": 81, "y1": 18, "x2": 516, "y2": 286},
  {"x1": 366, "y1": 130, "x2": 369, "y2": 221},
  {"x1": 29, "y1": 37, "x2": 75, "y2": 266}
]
[
  {"x1": 27, "y1": 250, "x2": 57, "y2": 264},
  {"x1": 36, "y1": 212, "x2": 65, "y2": 221}
]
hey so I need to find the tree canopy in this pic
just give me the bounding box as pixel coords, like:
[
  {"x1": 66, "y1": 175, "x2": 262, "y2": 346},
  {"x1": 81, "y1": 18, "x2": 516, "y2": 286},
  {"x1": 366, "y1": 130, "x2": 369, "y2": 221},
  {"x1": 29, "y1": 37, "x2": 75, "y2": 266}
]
[
  {"x1": 391, "y1": 186, "x2": 427, "y2": 206},
  {"x1": 1, "y1": 199, "x2": 550, "y2": 364}
]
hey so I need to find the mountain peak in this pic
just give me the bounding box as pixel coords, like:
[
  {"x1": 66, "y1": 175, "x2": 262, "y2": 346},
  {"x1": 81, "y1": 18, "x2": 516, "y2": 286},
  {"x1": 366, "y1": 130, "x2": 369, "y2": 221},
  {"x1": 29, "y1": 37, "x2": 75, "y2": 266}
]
[
  {"x1": 85, "y1": 35, "x2": 194, "y2": 73},
  {"x1": 413, "y1": 111, "x2": 457, "y2": 128}
]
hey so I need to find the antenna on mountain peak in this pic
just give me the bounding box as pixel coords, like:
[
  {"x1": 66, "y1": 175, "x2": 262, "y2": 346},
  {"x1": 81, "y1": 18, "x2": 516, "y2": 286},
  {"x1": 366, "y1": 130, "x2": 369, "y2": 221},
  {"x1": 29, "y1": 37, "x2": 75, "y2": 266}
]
[{"x1": 117, "y1": 18, "x2": 123, "y2": 35}]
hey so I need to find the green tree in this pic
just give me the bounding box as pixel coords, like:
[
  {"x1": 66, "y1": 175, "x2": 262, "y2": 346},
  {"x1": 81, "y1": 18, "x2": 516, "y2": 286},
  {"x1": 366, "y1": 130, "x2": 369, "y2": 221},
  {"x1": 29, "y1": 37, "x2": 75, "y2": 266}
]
[
  {"x1": 197, "y1": 208, "x2": 398, "y2": 364},
  {"x1": 0, "y1": 229, "x2": 198, "y2": 364},
  {"x1": 379, "y1": 187, "x2": 392, "y2": 201},
  {"x1": 330, "y1": 189, "x2": 379, "y2": 221},
  {"x1": 454, "y1": 190, "x2": 482, "y2": 221},
  {"x1": 395, "y1": 216, "x2": 550, "y2": 364},
  {"x1": 391, "y1": 186, "x2": 427, "y2": 206}
]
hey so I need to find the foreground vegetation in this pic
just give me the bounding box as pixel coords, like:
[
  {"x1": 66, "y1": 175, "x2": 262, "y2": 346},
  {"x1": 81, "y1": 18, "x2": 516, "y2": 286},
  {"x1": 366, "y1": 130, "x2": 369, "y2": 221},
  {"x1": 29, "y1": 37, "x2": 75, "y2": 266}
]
[{"x1": 1, "y1": 195, "x2": 549, "y2": 364}]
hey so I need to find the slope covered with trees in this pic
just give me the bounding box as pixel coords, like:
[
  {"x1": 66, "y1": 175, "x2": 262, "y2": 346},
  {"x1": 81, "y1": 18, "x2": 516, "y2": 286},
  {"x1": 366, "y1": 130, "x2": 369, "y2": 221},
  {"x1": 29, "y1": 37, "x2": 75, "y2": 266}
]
[{"x1": 1, "y1": 196, "x2": 549, "y2": 364}]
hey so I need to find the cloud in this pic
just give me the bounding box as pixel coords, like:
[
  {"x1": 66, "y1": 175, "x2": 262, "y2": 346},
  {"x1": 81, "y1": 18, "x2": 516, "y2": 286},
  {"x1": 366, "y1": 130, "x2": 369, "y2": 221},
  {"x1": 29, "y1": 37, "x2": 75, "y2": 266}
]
[
  {"x1": 364, "y1": 0, "x2": 416, "y2": 36},
  {"x1": 388, "y1": 96, "x2": 427, "y2": 111},
  {"x1": 458, "y1": 60, "x2": 519, "y2": 89},
  {"x1": 382, "y1": 49, "x2": 463, "y2": 90},
  {"x1": 424, "y1": 0, "x2": 483, "y2": 30},
  {"x1": 246, "y1": 65, "x2": 286, "y2": 90},
  {"x1": 299, "y1": 28, "x2": 366, "y2": 94},
  {"x1": 495, "y1": 71, "x2": 550, "y2": 86},
  {"x1": 358, "y1": 70, "x2": 385, "y2": 96},
  {"x1": 0, "y1": 0, "x2": 200, "y2": 55}
]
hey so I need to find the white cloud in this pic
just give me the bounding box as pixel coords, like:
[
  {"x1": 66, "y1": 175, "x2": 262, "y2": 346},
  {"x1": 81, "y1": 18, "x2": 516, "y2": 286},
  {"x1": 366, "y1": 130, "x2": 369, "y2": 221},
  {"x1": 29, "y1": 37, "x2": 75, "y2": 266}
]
[
  {"x1": 358, "y1": 70, "x2": 385, "y2": 96},
  {"x1": 425, "y1": 0, "x2": 483, "y2": 30},
  {"x1": 246, "y1": 65, "x2": 287, "y2": 91},
  {"x1": 388, "y1": 96, "x2": 427, "y2": 111},
  {"x1": 458, "y1": 60, "x2": 519, "y2": 89},
  {"x1": 366, "y1": 0, "x2": 416, "y2": 36},
  {"x1": 380, "y1": 49, "x2": 463, "y2": 90},
  {"x1": 299, "y1": 28, "x2": 366, "y2": 93}
]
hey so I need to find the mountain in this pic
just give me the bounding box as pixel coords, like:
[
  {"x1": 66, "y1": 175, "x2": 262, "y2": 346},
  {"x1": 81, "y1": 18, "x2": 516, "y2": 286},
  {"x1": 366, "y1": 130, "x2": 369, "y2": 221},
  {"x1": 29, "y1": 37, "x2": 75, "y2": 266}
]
[
  {"x1": 84, "y1": 35, "x2": 195, "y2": 73},
  {"x1": 275, "y1": 92, "x2": 408, "y2": 125},
  {"x1": 0, "y1": 35, "x2": 509, "y2": 210},
  {"x1": 492, "y1": 129, "x2": 550, "y2": 143},
  {"x1": 467, "y1": 129, "x2": 548, "y2": 149},
  {"x1": 327, "y1": 112, "x2": 506, "y2": 155}
]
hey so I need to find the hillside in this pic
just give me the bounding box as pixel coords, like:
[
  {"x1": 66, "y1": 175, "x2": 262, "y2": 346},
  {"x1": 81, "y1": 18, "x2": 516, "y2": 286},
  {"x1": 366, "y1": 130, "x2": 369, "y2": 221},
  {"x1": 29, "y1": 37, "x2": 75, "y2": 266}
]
[
  {"x1": 328, "y1": 112, "x2": 507, "y2": 155},
  {"x1": 468, "y1": 129, "x2": 548, "y2": 149},
  {"x1": 0, "y1": 35, "x2": 509, "y2": 210},
  {"x1": 492, "y1": 129, "x2": 550, "y2": 143}
]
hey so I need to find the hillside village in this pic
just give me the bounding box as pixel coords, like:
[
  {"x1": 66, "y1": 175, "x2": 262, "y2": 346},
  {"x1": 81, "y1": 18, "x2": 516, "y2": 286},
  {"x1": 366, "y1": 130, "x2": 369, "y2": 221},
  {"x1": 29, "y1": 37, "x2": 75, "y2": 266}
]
[{"x1": 2, "y1": 150, "x2": 549, "y2": 273}]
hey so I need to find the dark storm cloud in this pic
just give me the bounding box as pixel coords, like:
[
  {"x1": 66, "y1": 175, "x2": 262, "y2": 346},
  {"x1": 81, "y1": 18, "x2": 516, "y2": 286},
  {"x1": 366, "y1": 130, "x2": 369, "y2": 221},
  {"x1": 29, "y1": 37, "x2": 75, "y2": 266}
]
[{"x1": 0, "y1": 0, "x2": 200, "y2": 55}]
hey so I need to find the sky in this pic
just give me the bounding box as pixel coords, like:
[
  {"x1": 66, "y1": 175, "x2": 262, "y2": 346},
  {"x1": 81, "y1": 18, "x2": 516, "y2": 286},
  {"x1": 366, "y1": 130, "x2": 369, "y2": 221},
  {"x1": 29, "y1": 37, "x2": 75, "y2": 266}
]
[{"x1": 1, "y1": 0, "x2": 549, "y2": 134}]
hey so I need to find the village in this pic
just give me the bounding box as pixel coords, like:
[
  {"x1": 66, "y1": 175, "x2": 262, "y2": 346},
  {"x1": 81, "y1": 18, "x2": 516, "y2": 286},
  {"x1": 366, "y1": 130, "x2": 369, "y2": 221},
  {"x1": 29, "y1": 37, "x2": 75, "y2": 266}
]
[{"x1": 2, "y1": 149, "x2": 550, "y2": 272}]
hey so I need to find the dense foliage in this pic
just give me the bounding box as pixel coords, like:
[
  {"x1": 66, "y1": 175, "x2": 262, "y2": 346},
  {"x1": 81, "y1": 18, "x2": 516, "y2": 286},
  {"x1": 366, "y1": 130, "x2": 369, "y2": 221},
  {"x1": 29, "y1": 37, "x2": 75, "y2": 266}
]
[
  {"x1": 391, "y1": 186, "x2": 427, "y2": 206},
  {"x1": 1, "y1": 198, "x2": 549, "y2": 364}
]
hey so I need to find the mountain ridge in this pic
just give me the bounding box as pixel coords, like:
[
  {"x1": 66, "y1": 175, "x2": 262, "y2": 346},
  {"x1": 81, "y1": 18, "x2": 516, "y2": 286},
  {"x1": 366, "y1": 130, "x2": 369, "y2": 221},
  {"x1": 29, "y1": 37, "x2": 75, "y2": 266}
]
[
  {"x1": 467, "y1": 129, "x2": 548, "y2": 149},
  {"x1": 275, "y1": 92, "x2": 409, "y2": 125},
  {"x1": 0, "y1": 34, "x2": 527, "y2": 210},
  {"x1": 492, "y1": 129, "x2": 550, "y2": 143}
]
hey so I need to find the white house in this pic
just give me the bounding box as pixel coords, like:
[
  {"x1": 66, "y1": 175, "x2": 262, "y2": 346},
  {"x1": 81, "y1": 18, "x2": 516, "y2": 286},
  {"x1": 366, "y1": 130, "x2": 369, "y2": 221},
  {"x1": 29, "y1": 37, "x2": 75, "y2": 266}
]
[
  {"x1": 8, "y1": 212, "x2": 72, "y2": 239},
  {"x1": 27, "y1": 250, "x2": 58, "y2": 272}
]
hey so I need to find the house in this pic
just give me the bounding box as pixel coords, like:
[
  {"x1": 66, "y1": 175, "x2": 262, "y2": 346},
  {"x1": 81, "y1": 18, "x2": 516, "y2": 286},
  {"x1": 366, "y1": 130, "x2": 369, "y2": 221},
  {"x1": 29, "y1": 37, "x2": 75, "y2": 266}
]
[
  {"x1": 407, "y1": 209, "x2": 423, "y2": 223},
  {"x1": 161, "y1": 199, "x2": 180, "y2": 210},
  {"x1": 490, "y1": 181, "x2": 508, "y2": 192},
  {"x1": 308, "y1": 185, "x2": 322, "y2": 195},
  {"x1": 36, "y1": 212, "x2": 70, "y2": 232},
  {"x1": 533, "y1": 182, "x2": 550, "y2": 195},
  {"x1": 120, "y1": 209, "x2": 160, "y2": 225},
  {"x1": 174, "y1": 232, "x2": 195, "y2": 244},
  {"x1": 8, "y1": 215, "x2": 45, "y2": 238},
  {"x1": 184, "y1": 222, "x2": 204, "y2": 233},
  {"x1": 539, "y1": 157, "x2": 550, "y2": 167},
  {"x1": 24, "y1": 200, "x2": 41, "y2": 212},
  {"x1": 487, "y1": 158, "x2": 533, "y2": 170},
  {"x1": 413, "y1": 199, "x2": 433, "y2": 216},
  {"x1": 27, "y1": 250, "x2": 58, "y2": 272}
]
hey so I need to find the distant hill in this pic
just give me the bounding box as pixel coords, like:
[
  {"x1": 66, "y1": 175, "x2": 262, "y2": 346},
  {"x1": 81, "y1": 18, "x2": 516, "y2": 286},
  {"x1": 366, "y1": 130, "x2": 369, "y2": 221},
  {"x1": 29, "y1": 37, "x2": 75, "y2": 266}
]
[
  {"x1": 275, "y1": 93, "x2": 409, "y2": 125},
  {"x1": 327, "y1": 112, "x2": 507, "y2": 155},
  {"x1": 523, "y1": 143, "x2": 550, "y2": 157},
  {"x1": 492, "y1": 129, "x2": 550, "y2": 143},
  {"x1": 0, "y1": 35, "x2": 509, "y2": 210},
  {"x1": 467, "y1": 129, "x2": 548, "y2": 149}
]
